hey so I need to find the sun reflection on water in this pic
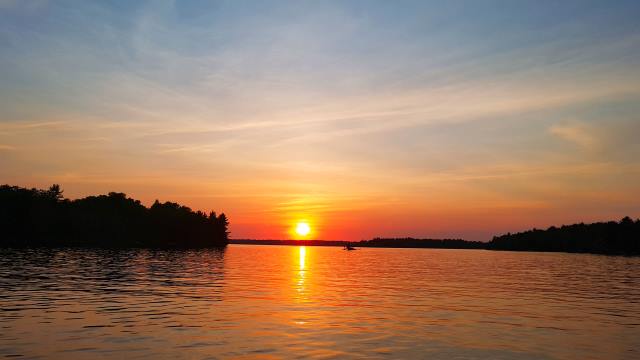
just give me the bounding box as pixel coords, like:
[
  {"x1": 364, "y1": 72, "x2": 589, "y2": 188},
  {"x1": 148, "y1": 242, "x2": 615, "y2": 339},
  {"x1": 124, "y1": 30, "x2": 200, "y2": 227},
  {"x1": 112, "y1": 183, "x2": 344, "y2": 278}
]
[
  {"x1": 295, "y1": 246, "x2": 307, "y2": 301},
  {"x1": 299, "y1": 246, "x2": 306, "y2": 270}
]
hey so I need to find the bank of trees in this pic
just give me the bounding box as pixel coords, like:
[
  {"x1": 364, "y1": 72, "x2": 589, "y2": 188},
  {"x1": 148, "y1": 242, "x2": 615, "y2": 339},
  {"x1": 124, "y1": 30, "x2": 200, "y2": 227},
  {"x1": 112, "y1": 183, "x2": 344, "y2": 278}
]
[
  {"x1": 0, "y1": 184, "x2": 228, "y2": 248},
  {"x1": 359, "y1": 237, "x2": 484, "y2": 249},
  {"x1": 487, "y1": 217, "x2": 640, "y2": 255},
  {"x1": 360, "y1": 218, "x2": 640, "y2": 255}
]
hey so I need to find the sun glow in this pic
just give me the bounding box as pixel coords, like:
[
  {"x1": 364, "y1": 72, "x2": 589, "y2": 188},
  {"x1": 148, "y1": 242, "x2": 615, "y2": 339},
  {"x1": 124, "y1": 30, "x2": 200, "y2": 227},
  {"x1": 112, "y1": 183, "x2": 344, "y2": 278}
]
[{"x1": 295, "y1": 222, "x2": 311, "y2": 237}]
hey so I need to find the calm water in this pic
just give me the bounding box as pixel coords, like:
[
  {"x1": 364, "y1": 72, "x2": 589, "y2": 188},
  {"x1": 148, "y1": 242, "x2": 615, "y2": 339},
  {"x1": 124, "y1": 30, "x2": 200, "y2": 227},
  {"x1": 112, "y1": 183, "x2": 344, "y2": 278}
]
[{"x1": 1, "y1": 245, "x2": 639, "y2": 359}]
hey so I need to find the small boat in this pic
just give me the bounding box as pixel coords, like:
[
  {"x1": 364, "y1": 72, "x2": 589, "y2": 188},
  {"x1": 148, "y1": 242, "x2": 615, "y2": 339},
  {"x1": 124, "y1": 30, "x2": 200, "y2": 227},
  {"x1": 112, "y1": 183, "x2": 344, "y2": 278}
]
[{"x1": 343, "y1": 243, "x2": 357, "y2": 251}]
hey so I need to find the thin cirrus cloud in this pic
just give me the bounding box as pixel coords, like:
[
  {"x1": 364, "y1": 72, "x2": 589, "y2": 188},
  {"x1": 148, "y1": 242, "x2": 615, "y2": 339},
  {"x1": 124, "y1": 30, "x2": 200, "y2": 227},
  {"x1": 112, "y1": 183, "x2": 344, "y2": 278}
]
[
  {"x1": 549, "y1": 122, "x2": 599, "y2": 149},
  {"x1": 1, "y1": 1, "x2": 639, "y2": 240}
]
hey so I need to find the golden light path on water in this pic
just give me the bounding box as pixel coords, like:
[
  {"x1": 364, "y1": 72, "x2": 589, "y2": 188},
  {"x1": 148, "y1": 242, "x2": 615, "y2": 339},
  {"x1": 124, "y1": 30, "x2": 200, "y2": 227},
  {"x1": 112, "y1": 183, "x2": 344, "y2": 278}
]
[
  {"x1": 297, "y1": 246, "x2": 306, "y2": 301},
  {"x1": 299, "y1": 246, "x2": 306, "y2": 271}
]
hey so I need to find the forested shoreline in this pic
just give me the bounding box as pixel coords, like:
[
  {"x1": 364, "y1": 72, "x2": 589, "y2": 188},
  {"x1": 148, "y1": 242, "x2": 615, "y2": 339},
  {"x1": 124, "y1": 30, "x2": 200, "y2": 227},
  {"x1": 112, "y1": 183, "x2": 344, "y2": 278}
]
[
  {"x1": 367, "y1": 219, "x2": 639, "y2": 255},
  {"x1": 358, "y1": 238, "x2": 484, "y2": 249},
  {"x1": 2, "y1": 184, "x2": 638, "y2": 255},
  {"x1": 487, "y1": 217, "x2": 640, "y2": 255},
  {"x1": 0, "y1": 184, "x2": 228, "y2": 248}
]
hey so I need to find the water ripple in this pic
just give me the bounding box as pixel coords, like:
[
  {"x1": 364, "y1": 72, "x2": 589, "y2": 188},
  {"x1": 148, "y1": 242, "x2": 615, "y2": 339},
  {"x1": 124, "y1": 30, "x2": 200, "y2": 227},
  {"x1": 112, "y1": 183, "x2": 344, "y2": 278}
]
[{"x1": 0, "y1": 246, "x2": 639, "y2": 359}]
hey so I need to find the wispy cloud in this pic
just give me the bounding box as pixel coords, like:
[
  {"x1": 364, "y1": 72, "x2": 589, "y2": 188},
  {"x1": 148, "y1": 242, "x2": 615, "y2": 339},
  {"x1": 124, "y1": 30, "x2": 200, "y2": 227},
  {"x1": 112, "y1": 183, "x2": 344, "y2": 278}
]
[{"x1": 549, "y1": 122, "x2": 599, "y2": 148}]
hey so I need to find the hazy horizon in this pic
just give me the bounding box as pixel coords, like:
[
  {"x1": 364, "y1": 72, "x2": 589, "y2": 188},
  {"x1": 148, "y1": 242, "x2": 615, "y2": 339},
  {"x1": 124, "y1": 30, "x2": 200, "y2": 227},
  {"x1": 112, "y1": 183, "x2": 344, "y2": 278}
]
[{"x1": 1, "y1": 0, "x2": 639, "y2": 241}]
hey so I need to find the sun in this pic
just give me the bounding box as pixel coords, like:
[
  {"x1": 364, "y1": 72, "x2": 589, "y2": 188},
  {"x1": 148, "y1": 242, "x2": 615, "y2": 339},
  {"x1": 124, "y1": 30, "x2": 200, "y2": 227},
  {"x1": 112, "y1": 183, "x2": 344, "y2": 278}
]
[{"x1": 295, "y1": 222, "x2": 311, "y2": 237}]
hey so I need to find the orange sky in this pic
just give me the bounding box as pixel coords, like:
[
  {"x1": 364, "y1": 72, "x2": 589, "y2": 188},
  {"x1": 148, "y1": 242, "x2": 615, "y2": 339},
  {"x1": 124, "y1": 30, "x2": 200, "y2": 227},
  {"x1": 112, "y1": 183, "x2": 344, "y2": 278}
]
[{"x1": 1, "y1": 1, "x2": 639, "y2": 240}]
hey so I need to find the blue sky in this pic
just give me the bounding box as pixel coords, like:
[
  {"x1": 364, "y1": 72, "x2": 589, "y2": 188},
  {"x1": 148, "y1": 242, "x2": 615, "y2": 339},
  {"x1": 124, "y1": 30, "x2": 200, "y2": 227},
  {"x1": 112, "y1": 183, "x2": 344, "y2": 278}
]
[{"x1": 1, "y1": 0, "x2": 639, "y2": 240}]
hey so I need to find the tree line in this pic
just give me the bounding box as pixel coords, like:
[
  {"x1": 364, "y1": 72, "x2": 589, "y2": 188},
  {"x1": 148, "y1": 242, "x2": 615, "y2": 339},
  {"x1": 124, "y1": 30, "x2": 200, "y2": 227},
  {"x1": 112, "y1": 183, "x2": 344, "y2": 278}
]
[
  {"x1": 358, "y1": 237, "x2": 485, "y2": 249},
  {"x1": 0, "y1": 184, "x2": 228, "y2": 248},
  {"x1": 366, "y1": 218, "x2": 640, "y2": 255},
  {"x1": 486, "y1": 217, "x2": 640, "y2": 255},
  {"x1": 2, "y1": 184, "x2": 638, "y2": 254}
]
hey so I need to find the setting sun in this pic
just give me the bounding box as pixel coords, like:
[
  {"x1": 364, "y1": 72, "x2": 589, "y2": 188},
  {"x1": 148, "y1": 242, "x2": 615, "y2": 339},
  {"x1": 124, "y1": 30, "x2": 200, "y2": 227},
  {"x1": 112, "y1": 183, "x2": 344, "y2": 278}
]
[{"x1": 295, "y1": 222, "x2": 311, "y2": 237}]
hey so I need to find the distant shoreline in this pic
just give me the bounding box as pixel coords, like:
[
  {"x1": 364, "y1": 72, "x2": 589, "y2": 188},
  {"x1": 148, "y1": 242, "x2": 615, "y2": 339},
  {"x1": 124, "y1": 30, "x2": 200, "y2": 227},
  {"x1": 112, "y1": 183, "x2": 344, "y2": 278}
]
[
  {"x1": 233, "y1": 219, "x2": 640, "y2": 256},
  {"x1": 230, "y1": 238, "x2": 484, "y2": 250}
]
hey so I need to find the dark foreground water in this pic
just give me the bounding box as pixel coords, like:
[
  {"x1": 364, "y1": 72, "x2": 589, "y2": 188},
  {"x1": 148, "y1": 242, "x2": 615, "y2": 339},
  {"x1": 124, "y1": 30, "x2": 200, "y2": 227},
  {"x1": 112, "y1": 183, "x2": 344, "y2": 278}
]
[{"x1": 0, "y1": 245, "x2": 639, "y2": 359}]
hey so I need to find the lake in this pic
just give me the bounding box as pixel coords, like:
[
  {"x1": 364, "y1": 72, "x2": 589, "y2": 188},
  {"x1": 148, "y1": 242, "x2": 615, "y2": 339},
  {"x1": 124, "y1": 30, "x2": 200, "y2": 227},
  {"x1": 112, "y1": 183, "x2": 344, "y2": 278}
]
[{"x1": 1, "y1": 245, "x2": 638, "y2": 359}]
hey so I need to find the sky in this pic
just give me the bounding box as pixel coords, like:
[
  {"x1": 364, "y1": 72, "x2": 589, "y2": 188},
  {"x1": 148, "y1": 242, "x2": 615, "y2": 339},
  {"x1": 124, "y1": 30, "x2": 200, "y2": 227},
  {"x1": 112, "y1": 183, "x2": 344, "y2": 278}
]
[{"x1": 1, "y1": 0, "x2": 639, "y2": 241}]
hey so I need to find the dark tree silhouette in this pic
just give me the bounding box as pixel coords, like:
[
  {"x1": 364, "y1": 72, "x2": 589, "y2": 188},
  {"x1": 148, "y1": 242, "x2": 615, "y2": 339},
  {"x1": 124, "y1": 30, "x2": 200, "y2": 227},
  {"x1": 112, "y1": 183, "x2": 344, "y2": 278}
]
[
  {"x1": 358, "y1": 237, "x2": 484, "y2": 249},
  {"x1": 487, "y1": 217, "x2": 640, "y2": 255},
  {"x1": 0, "y1": 184, "x2": 228, "y2": 248}
]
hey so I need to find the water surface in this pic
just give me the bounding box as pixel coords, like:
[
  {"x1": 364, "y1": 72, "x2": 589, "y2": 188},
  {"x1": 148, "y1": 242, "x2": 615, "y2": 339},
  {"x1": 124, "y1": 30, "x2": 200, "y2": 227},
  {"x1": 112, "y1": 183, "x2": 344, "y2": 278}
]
[{"x1": 1, "y1": 245, "x2": 639, "y2": 359}]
